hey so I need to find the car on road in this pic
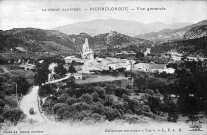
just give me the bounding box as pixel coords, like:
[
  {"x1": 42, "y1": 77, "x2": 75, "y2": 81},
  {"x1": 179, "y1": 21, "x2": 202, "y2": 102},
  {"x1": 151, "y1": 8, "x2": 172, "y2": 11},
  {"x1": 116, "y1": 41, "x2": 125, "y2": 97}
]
[{"x1": 29, "y1": 108, "x2": 34, "y2": 115}]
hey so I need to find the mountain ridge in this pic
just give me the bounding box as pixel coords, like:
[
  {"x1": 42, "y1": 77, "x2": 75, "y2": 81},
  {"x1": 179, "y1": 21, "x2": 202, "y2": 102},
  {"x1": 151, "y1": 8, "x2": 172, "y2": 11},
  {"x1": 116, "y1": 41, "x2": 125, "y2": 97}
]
[
  {"x1": 52, "y1": 19, "x2": 191, "y2": 36},
  {"x1": 136, "y1": 20, "x2": 207, "y2": 41}
]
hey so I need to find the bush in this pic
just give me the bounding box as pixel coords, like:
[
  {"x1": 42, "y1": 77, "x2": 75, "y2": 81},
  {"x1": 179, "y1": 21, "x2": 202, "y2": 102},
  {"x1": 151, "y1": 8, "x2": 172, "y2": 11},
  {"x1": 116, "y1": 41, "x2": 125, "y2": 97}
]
[
  {"x1": 91, "y1": 113, "x2": 103, "y2": 122},
  {"x1": 91, "y1": 92, "x2": 99, "y2": 102},
  {"x1": 39, "y1": 85, "x2": 50, "y2": 96},
  {"x1": 56, "y1": 105, "x2": 72, "y2": 120},
  {"x1": 144, "y1": 89, "x2": 155, "y2": 95},
  {"x1": 57, "y1": 93, "x2": 69, "y2": 103},
  {"x1": 71, "y1": 102, "x2": 91, "y2": 112},
  {"x1": 167, "y1": 112, "x2": 178, "y2": 122},
  {"x1": 75, "y1": 110, "x2": 92, "y2": 121},
  {"x1": 0, "y1": 99, "x2": 5, "y2": 108},
  {"x1": 80, "y1": 94, "x2": 92, "y2": 104},
  {"x1": 4, "y1": 96, "x2": 18, "y2": 108},
  {"x1": 104, "y1": 95, "x2": 114, "y2": 106},
  {"x1": 142, "y1": 105, "x2": 150, "y2": 112},
  {"x1": 66, "y1": 97, "x2": 77, "y2": 105},
  {"x1": 53, "y1": 103, "x2": 68, "y2": 114},
  {"x1": 114, "y1": 88, "x2": 131, "y2": 97},
  {"x1": 0, "y1": 115, "x2": 4, "y2": 123},
  {"x1": 1, "y1": 105, "x2": 25, "y2": 124},
  {"x1": 91, "y1": 102, "x2": 104, "y2": 114},
  {"x1": 103, "y1": 107, "x2": 120, "y2": 121},
  {"x1": 148, "y1": 96, "x2": 161, "y2": 114},
  {"x1": 94, "y1": 87, "x2": 106, "y2": 99}
]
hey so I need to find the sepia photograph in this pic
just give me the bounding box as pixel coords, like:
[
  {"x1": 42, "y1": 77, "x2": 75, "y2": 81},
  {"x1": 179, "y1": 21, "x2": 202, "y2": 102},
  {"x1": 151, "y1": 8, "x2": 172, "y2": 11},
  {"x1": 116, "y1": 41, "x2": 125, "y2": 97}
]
[{"x1": 0, "y1": 0, "x2": 207, "y2": 135}]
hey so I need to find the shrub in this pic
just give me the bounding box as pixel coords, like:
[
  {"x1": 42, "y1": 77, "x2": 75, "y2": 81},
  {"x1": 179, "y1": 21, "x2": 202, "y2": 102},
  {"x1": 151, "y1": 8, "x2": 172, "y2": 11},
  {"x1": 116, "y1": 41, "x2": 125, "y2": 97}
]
[
  {"x1": 75, "y1": 110, "x2": 92, "y2": 121},
  {"x1": 56, "y1": 105, "x2": 72, "y2": 120},
  {"x1": 122, "y1": 94, "x2": 129, "y2": 101},
  {"x1": 142, "y1": 105, "x2": 150, "y2": 112},
  {"x1": 4, "y1": 96, "x2": 18, "y2": 108},
  {"x1": 114, "y1": 88, "x2": 131, "y2": 97},
  {"x1": 94, "y1": 87, "x2": 106, "y2": 99},
  {"x1": 39, "y1": 85, "x2": 51, "y2": 96},
  {"x1": 80, "y1": 94, "x2": 92, "y2": 104},
  {"x1": 103, "y1": 107, "x2": 120, "y2": 121},
  {"x1": 0, "y1": 115, "x2": 4, "y2": 123},
  {"x1": 53, "y1": 103, "x2": 68, "y2": 114},
  {"x1": 124, "y1": 114, "x2": 139, "y2": 124},
  {"x1": 91, "y1": 92, "x2": 99, "y2": 102},
  {"x1": 0, "y1": 99, "x2": 5, "y2": 108},
  {"x1": 167, "y1": 112, "x2": 178, "y2": 122},
  {"x1": 91, "y1": 113, "x2": 103, "y2": 122},
  {"x1": 148, "y1": 96, "x2": 161, "y2": 114},
  {"x1": 2, "y1": 105, "x2": 26, "y2": 124},
  {"x1": 66, "y1": 97, "x2": 77, "y2": 105},
  {"x1": 144, "y1": 89, "x2": 155, "y2": 95},
  {"x1": 91, "y1": 102, "x2": 104, "y2": 114},
  {"x1": 57, "y1": 93, "x2": 69, "y2": 103},
  {"x1": 104, "y1": 95, "x2": 114, "y2": 106},
  {"x1": 71, "y1": 102, "x2": 91, "y2": 112}
]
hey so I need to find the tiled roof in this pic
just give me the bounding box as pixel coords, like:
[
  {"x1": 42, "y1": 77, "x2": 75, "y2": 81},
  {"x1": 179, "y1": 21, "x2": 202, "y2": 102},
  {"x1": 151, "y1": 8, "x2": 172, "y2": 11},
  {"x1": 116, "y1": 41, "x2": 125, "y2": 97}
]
[
  {"x1": 15, "y1": 47, "x2": 27, "y2": 52},
  {"x1": 149, "y1": 64, "x2": 166, "y2": 69}
]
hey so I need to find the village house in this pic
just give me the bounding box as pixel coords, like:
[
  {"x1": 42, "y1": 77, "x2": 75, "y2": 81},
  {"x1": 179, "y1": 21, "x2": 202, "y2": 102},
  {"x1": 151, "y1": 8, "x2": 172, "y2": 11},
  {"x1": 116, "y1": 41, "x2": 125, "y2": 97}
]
[
  {"x1": 186, "y1": 56, "x2": 207, "y2": 62},
  {"x1": 15, "y1": 47, "x2": 27, "y2": 53},
  {"x1": 133, "y1": 63, "x2": 175, "y2": 74},
  {"x1": 132, "y1": 63, "x2": 151, "y2": 72},
  {"x1": 149, "y1": 64, "x2": 167, "y2": 73},
  {"x1": 167, "y1": 50, "x2": 183, "y2": 61},
  {"x1": 171, "y1": 56, "x2": 182, "y2": 61},
  {"x1": 19, "y1": 63, "x2": 35, "y2": 70},
  {"x1": 73, "y1": 73, "x2": 83, "y2": 80}
]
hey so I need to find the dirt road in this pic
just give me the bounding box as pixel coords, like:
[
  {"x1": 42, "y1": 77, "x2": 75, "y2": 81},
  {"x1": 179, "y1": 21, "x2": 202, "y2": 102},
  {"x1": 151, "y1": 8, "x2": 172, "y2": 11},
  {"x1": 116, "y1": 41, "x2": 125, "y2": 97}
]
[{"x1": 20, "y1": 86, "x2": 46, "y2": 122}]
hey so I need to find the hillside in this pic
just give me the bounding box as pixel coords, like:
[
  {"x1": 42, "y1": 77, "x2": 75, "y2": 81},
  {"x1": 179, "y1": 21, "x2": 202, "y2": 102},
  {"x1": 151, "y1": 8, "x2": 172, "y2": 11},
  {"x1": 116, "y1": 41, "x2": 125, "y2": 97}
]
[
  {"x1": 151, "y1": 37, "x2": 207, "y2": 56},
  {"x1": 0, "y1": 28, "x2": 89, "y2": 53},
  {"x1": 0, "y1": 28, "x2": 152, "y2": 60},
  {"x1": 183, "y1": 25, "x2": 207, "y2": 40},
  {"x1": 137, "y1": 20, "x2": 207, "y2": 41},
  {"x1": 53, "y1": 19, "x2": 191, "y2": 36}
]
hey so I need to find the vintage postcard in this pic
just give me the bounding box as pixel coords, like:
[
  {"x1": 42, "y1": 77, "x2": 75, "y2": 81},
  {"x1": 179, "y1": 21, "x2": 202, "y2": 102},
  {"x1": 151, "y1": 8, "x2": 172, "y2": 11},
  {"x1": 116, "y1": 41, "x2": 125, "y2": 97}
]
[{"x1": 0, "y1": 0, "x2": 207, "y2": 135}]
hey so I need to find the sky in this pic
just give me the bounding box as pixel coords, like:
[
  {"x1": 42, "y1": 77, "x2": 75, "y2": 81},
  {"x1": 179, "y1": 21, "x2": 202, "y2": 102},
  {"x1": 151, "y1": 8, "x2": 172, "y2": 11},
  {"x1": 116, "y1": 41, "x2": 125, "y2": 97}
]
[{"x1": 0, "y1": 0, "x2": 207, "y2": 30}]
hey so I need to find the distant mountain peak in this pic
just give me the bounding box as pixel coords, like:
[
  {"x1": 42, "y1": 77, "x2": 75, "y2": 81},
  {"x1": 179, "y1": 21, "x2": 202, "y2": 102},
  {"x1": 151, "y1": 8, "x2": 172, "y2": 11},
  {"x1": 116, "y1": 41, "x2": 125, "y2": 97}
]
[{"x1": 52, "y1": 19, "x2": 191, "y2": 36}]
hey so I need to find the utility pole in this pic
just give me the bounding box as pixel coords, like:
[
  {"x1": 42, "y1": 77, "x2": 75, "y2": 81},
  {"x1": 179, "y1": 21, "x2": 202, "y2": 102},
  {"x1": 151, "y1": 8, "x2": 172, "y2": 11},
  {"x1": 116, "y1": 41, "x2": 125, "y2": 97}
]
[{"x1": 16, "y1": 83, "x2": 18, "y2": 100}]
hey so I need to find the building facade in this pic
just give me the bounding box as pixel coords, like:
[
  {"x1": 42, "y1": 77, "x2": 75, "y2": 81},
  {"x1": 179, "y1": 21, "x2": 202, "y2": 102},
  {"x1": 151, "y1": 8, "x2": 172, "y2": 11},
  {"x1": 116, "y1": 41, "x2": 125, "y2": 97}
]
[{"x1": 81, "y1": 38, "x2": 94, "y2": 59}]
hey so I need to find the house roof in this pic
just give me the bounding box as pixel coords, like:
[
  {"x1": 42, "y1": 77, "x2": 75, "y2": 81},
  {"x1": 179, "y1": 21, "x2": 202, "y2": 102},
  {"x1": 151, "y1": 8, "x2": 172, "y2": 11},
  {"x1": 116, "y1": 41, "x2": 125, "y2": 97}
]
[
  {"x1": 87, "y1": 66, "x2": 102, "y2": 71},
  {"x1": 149, "y1": 64, "x2": 166, "y2": 69},
  {"x1": 73, "y1": 73, "x2": 82, "y2": 76},
  {"x1": 15, "y1": 47, "x2": 27, "y2": 52}
]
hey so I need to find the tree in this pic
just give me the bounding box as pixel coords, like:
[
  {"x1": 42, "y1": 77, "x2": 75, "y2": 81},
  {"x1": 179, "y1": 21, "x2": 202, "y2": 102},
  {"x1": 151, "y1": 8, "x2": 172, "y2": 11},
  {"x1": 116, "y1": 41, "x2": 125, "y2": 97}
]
[
  {"x1": 35, "y1": 66, "x2": 50, "y2": 85},
  {"x1": 66, "y1": 96, "x2": 77, "y2": 105},
  {"x1": 80, "y1": 93, "x2": 93, "y2": 104},
  {"x1": 135, "y1": 51, "x2": 144, "y2": 58},
  {"x1": 57, "y1": 93, "x2": 69, "y2": 103},
  {"x1": 53, "y1": 103, "x2": 68, "y2": 114},
  {"x1": 16, "y1": 76, "x2": 30, "y2": 95},
  {"x1": 91, "y1": 92, "x2": 99, "y2": 102},
  {"x1": 65, "y1": 76, "x2": 76, "y2": 89},
  {"x1": 54, "y1": 64, "x2": 67, "y2": 76},
  {"x1": 68, "y1": 65, "x2": 77, "y2": 73}
]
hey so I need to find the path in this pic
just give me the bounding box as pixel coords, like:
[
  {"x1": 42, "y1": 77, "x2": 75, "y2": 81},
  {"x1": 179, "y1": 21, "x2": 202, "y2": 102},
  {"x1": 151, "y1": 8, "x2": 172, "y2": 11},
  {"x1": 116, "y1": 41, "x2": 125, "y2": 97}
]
[
  {"x1": 20, "y1": 74, "x2": 71, "y2": 122},
  {"x1": 20, "y1": 86, "x2": 47, "y2": 122}
]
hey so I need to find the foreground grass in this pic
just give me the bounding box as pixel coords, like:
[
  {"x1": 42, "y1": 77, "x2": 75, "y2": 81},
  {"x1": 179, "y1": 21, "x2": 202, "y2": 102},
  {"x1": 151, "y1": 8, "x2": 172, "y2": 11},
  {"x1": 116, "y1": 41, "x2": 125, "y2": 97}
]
[{"x1": 1, "y1": 118, "x2": 207, "y2": 135}]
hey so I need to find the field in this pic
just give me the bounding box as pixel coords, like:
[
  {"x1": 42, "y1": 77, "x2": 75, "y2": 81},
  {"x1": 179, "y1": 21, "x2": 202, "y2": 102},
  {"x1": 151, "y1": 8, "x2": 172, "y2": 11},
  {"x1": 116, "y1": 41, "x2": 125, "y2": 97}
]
[{"x1": 75, "y1": 75, "x2": 128, "y2": 84}]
